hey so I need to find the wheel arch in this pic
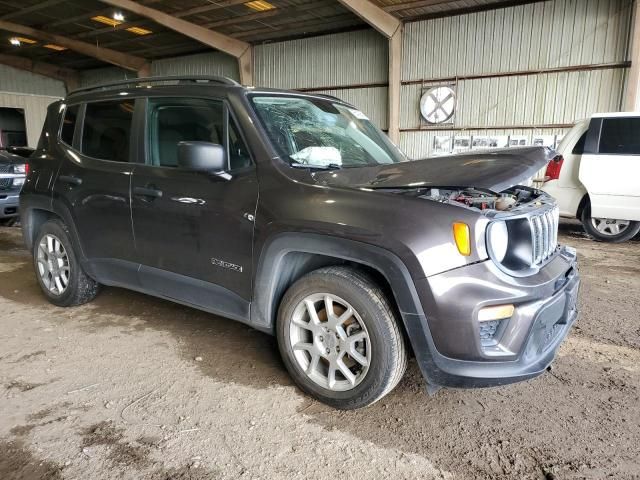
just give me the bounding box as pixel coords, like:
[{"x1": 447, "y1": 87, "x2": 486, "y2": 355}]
[
  {"x1": 251, "y1": 233, "x2": 424, "y2": 338},
  {"x1": 22, "y1": 200, "x2": 86, "y2": 263},
  {"x1": 576, "y1": 193, "x2": 590, "y2": 220}
]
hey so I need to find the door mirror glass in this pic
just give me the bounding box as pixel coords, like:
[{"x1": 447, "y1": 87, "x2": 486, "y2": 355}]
[{"x1": 177, "y1": 141, "x2": 226, "y2": 172}]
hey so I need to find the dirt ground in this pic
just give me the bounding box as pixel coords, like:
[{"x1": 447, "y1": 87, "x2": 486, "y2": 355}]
[{"x1": 0, "y1": 222, "x2": 639, "y2": 480}]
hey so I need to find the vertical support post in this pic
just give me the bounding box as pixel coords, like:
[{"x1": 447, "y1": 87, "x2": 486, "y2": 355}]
[
  {"x1": 239, "y1": 46, "x2": 253, "y2": 86},
  {"x1": 626, "y1": 0, "x2": 640, "y2": 111},
  {"x1": 388, "y1": 26, "x2": 402, "y2": 143}
]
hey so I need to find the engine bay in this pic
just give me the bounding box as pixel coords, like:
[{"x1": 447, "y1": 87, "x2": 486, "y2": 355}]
[
  {"x1": 417, "y1": 187, "x2": 539, "y2": 212},
  {"x1": 378, "y1": 185, "x2": 543, "y2": 214}
]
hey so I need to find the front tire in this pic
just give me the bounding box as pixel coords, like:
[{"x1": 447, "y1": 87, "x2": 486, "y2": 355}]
[
  {"x1": 581, "y1": 204, "x2": 640, "y2": 243},
  {"x1": 277, "y1": 266, "x2": 407, "y2": 410},
  {"x1": 33, "y1": 219, "x2": 100, "y2": 307}
]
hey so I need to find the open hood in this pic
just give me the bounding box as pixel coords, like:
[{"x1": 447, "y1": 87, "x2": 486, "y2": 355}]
[{"x1": 313, "y1": 146, "x2": 552, "y2": 193}]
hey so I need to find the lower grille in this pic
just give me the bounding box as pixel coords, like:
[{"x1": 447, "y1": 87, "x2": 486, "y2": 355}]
[{"x1": 530, "y1": 207, "x2": 559, "y2": 265}]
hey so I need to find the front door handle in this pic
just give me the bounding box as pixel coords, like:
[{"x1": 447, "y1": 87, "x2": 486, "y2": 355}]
[
  {"x1": 59, "y1": 175, "x2": 82, "y2": 186},
  {"x1": 134, "y1": 186, "x2": 163, "y2": 199}
]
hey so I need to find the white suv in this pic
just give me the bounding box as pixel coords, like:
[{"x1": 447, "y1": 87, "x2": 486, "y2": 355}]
[{"x1": 540, "y1": 113, "x2": 640, "y2": 242}]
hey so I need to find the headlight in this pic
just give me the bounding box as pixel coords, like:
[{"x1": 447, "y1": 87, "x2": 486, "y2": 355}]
[
  {"x1": 13, "y1": 177, "x2": 25, "y2": 187},
  {"x1": 13, "y1": 164, "x2": 26, "y2": 174},
  {"x1": 487, "y1": 220, "x2": 509, "y2": 262}
]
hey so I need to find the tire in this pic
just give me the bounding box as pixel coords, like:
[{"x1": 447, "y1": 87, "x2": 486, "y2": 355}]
[
  {"x1": 33, "y1": 219, "x2": 100, "y2": 307},
  {"x1": 276, "y1": 266, "x2": 407, "y2": 410},
  {"x1": 581, "y1": 204, "x2": 640, "y2": 243}
]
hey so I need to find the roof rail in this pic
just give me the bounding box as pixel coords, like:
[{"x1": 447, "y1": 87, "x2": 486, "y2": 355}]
[{"x1": 67, "y1": 75, "x2": 240, "y2": 96}]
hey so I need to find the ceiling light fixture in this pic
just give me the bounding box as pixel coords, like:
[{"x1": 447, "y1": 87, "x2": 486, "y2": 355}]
[
  {"x1": 113, "y1": 11, "x2": 125, "y2": 22},
  {"x1": 11, "y1": 36, "x2": 37, "y2": 45},
  {"x1": 44, "y1": 44, "x2": 67, "y2": 51},
  {"x1": 126, "y1": 26, "x2": 152, "y2": 35},
  {"x1": 244, "y1": 0, "x2": 275, "y2": 11},
  {"x1": 91, "y1": 15, "x2": 122, "y2": 27}
]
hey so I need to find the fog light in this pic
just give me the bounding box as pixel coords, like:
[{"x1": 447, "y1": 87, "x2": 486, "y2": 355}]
[
  {"x1": 479, "y1": 320, "x2": 501, "y2": 342},
  {"x1": 478, "y1": 304, "x2": 514, "y2": 322}
]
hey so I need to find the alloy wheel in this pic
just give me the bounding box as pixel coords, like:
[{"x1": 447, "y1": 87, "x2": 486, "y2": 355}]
[
  {"x1": 288, "y1": 293, "x2": 371, "y2": 391},
  {"x1": 36, "y1": 234, "x2": 70, "y2": 296},
  {"x1": 590, "y1": 217, "x2": 630, "y2": 236}
]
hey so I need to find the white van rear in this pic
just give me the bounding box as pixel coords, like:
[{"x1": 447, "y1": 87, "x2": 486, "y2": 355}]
[{"x1": 541, "y1": 113, "x2": 640, "y2": 242}]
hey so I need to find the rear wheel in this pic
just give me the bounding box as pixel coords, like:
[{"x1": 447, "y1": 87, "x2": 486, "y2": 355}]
[
  {"x1": 277, "y1": 266, "x2": 407, "y2": 410},
  {"x1": 581, "y1": 204, "x2": 640, "y2": 243},
  {"x1": 33, "y1": 219, "x2": 100, "y2": 306}
]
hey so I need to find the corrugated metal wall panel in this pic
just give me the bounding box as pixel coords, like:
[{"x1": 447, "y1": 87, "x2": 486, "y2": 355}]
[
  {"x1": 403, "y1": 0, "x2": 632, "y2": 81},
  {"x1": 254, "y1": 29, "x2": 387, "y2": 89},
  {"x1": 79, "y1": 67, "x2": 135, "y2": 88},
  {"x1": 0, "y1": 92, "x2": 59, "y2": 147},
  {"x1": 311, "y1": 87, "x2": 388, "y2": 130},
  {"x1": 401, "y1": 68, "x2": 626, "y2": 130},
  {"x1": 401, "y1": 0, "x2": 632, "y2": 158},
  {"x1": 0, "y1": 64, "x2": 66, "y2": 97},
  {"x1": 151, "y1": 51, "x2": 239, "y2": 79}
]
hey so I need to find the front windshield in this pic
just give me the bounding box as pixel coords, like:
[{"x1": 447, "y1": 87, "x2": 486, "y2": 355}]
[{"x1": 250, "y1": 95, "x2": 406, "y2": 168}]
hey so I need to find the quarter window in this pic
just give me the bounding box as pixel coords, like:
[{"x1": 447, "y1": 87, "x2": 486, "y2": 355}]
[
  {"x1": 81, "y1": 100, "x2": 134, "y2": 162},
  {"x1": 598, "y1": 118, "x2": 640, "y2": 155},
  {"x1": 228, "y1": 117, "x2": 252, "y2": 170},
  {"x1": 60, "y1": 104, "x2": 79, "y2": 146}
]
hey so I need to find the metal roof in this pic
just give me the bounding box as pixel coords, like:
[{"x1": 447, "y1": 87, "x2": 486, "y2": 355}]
[{"x1": 0, "y1": 0, "x2": 539, "y2": 70}]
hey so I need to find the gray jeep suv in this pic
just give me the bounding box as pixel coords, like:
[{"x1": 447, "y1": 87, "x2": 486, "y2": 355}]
[{"x1": 20, "y1": 76, "x2": 580, "y2": 409}]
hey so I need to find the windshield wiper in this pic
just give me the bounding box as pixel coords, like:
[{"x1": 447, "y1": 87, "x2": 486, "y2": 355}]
[{"x1": 290, "y1": 161, "x2": 342, "y2": 170}]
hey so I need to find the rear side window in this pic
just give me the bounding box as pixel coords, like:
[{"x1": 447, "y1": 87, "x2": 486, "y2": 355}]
[
  {"x1": 60, "y1": 105, "x2": 79, "y2": 146},
  {"x1": 598, "y1": 118, "x2": 640, "y2": 155},
  {"x1": 81, "y1": 100, "x2": 134, "y2": 162}
]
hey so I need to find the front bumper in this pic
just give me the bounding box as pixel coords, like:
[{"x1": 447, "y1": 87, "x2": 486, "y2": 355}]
[
  {"x1": 410, "y1": 245, "x2": 579, "y2": 388},
  {"x1": 0, "y1": 191, "x2": 20, "y2": 219}
]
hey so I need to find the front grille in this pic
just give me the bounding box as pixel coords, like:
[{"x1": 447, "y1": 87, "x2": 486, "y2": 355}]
[
  {"x1": 530, "y1": 206, "x2": 559, "y2": 265},
  {"x1": 0, "y1": 165, "x2": 13, "y2": 190}
]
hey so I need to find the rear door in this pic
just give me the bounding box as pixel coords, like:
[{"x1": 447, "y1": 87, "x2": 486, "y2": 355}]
[
  {"x1": 131, "y1": 96, "x2": 258, "y2": 321},
  {"x1": 579, "y1": 116, "x2": 640, "y2": 221},
  {"x1": 52, "y1": 98, "x2": 138, "y2": 280}
]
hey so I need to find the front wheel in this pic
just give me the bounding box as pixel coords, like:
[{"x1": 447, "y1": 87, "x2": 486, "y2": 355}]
[
  {"x1": 581, "y1": 205, "x2": 640, "y2": 243},
  {"x1": 277, "y1": 266, "x2": 407, "y2": 410}
]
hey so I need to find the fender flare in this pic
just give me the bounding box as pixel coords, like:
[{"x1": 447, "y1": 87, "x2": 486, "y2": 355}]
[{"x1": 250, "y1": 232, "x2": 442, "y2": 384}]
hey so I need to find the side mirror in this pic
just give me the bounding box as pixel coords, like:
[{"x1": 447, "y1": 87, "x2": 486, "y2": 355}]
[{"x1": 177, "y1": 141, "x2": 227, "y2": 172}]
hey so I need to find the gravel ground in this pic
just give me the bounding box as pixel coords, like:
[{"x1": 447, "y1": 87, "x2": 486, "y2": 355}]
[{"x1": 0, "y1": 222, "x2": 639, "y2": 480}]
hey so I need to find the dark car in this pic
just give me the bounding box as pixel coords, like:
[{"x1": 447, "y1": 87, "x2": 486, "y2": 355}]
[
  {"x1": 0, "y1": 149, "x2": 27, "y2": 225},
  {"x1": 20, "y1": 76, "x2": 580, "y2": 409}
]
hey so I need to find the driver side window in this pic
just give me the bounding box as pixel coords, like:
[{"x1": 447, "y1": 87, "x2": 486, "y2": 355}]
[{"x1": 148, "y1": 98, "x2": 224, "y2": 168}]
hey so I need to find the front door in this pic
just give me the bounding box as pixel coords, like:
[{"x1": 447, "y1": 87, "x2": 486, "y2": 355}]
[
  {"x1": 131, "y1": 97, "x2": 257, "y2": 321},
  {"x1": 52, "y1": 99, "x2": 137, "y2": 272}
]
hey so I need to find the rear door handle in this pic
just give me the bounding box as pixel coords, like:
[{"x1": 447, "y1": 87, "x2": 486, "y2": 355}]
[
  {"x1": 134, "y1": 186, "x2": 163, "y2": 199},
  {"x1": 59, "y1": 175, "x2": 82, "y2": 186}
]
